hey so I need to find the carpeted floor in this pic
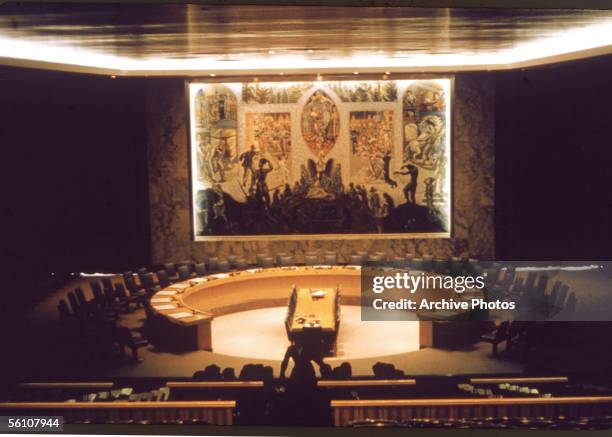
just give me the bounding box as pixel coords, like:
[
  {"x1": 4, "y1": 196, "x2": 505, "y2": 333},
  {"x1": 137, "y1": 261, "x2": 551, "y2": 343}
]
[{"x1": 2, "y1": 277, "x2": 525, "y2": 379}]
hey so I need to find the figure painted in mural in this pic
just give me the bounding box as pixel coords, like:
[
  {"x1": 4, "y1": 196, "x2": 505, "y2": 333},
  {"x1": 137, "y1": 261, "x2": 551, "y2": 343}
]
[
  {"x1": 424, "y1": 177, "x2": 435, "y2": 214},
  {"x1": 239, "y1": 144, "x2": 258, "y2": 188},
  {"x1": 253, "y1": 158, "x2": 274, "y2": 207},
  {"x1": 395, "y1": 163, "x2": 419, "y2": 204},
  {"x1": 212, "y1": 184, "x2": 229, "y2": 224},
  {"x1": 382, "y1": 150, "x2": 397, "y2": 188}
]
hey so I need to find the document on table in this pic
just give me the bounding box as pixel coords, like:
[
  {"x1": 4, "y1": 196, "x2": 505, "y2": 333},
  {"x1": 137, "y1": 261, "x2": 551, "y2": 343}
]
[
  {"x1": 151, "y1": 298, "x2": 172, "y2": 303},
  {"x1": 169, "y1": 312, "x2": 192, "y2": 319},
  {"x1": 152, "y1": 304, "x2": 176, "y2": 310},
  {"x1": 157, "y1": 290, "x2": 177, "y2": 296},
  {"x1": 213, "y1": 273, "x2": 229, "y2": 279},
  {"x1": 171, "y1": 283, "x2": 191, "y2": 289}
]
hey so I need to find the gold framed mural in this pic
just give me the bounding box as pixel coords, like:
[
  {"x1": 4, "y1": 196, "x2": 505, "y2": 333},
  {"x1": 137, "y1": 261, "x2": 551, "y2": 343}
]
[{"x1": 189, "y1": 78, "x2": 451, "y2": 240}]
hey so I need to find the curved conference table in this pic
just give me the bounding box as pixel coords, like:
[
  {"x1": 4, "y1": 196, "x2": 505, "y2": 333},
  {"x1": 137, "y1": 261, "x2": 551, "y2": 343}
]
[
  {"x1": 146, "y1": 264, "x2": 485, "y2": 353},
  {"x1": 146, "y1": 265, "x2": 362, "y2": 352}
]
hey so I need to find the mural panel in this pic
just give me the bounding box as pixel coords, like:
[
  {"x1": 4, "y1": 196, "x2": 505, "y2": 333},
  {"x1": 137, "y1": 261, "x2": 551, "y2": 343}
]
[
  {"x1": 190, "y1": 79, "x2": 451, "y2": 239},
  {"x1": 300, "y1": 90, "x2": 340, "y2": 157},
  {"x1": 194, "y1": 84, "x2": 238, "y2": 184}
]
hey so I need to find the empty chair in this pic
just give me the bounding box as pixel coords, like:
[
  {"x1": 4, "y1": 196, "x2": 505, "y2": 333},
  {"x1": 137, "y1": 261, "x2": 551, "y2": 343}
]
[
  {"x1": 164, "y1": 262, "x2": 178, "y2": 281},
  {"x1": 115, "y1": 283, "x2": 142, "y2": 311},
  {"x1": 348, "y1": 254, "x2": 363, "y2": 265},
  {"x1": 227, "y1": 255, "x2": 238, "y2": 268},
  {"x1": 124, "y1": 275, "x2": 144, "y2": 296},
  {"x1": 556, "y1": 285, "x2": 569, "y2": 308},
  {"x1": 374, "y1": 251, "x2": 387, "y2": 261},
  {"x1": 177, "y1": 265, "x2": 191, "y2": 281},
  {"x1": 90, "y1": 280, "x2": 106, "y2": 306},
  {"x1": 355, "y1": 251, "x2": 369, "y2": 262},
  {"x1": 217, "y1": 259, "x2": 230, "y2": 272},
  {"x1": 141, "y1": 272, "x2": 160, "y2": 295},
  {"x1": 156, "y1": 269, "x2": 171, "y2": 288},
  {"x1": 255, "y1": 253, "x2": 269, "y2": 266},
  {"x1": 137, "y1": 267, "x2": 149, "y2": 282},
  {"x1": 480, "y1": 321, "x2": 510, "y2": 356},
  {"x1": 234, "y1": 258, "x2": 248, "y2": 270},
  {"x1": 304, "y1": 254, "x2": 319, "y2": 266},
  {"x1": 304, "y1": 250, "x2": 318, "y2": 257},
  {"x1": 180, "y1": 260, "x2": 195, "y2": 274},
  {"x1": 275, "y1": 252, "x2": 288, "y2": 265},
  {"x1": 67, "y1": 291, "x2": 81, "y2": 315},
  {"x1": 392, "y1": 256, "x2": 407, "y2": 268},
  {"x1": 75, "y1": 287, "x2": 93, "y2": 314},
  {"x1": 279, "y1": 255, "x2": 295, "y2": 266},
  {"x1": 422, "y1": 254, "x2": 434, "y2": 271},
  {"x1": 323, "y1": 253, "x2": 337, "y2": 265},
  {"x1": 259, "y1": 256, "x2": 274, "y2": 268},
  {"x1": 194, "y1": 262, "x2": 207, "y2": 276},
  {"x1": 207, "y1": 257, "x2": 219, "y2": 271},
  {"x1": 116, "y1": 327, "x2": 149, "y2": 362},
  {"x1": 101, "y1": 276, "x2": 115, "y2": 295},
  {"x1": 367, "y1": 254, "x2": 383, "y2": 265}
]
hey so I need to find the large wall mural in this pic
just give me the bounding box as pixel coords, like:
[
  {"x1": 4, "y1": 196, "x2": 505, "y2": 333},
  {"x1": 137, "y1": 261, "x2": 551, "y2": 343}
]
[{"x1": 189, "y1": 79, "x2": 451, "y2": 239}]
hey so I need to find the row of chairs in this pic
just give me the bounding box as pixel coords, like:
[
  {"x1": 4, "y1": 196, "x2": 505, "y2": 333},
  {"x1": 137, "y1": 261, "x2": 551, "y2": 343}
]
[
  {"x1": 131, "y1": 253, "x2": 475, "y2": 277},
  {"x1": 58, "y1": 277, "x2": 149, "y2": 362}
]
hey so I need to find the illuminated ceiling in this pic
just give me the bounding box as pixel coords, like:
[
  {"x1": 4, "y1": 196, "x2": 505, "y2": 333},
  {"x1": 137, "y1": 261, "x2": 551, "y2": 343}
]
[{"x1": 1, "y1": 3, "x2": 612, "y2": 76}]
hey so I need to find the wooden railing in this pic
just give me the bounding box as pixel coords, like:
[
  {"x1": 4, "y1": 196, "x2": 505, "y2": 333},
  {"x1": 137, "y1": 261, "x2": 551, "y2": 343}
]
[
  {"x1": 166, "y1": 381, "x2": 263, "y2": 389},
  {"x1": 330, "y1": 397, "x2": 612, "y2": 426},
  {"x1": 0, "y1": 401, "x2": 236, "y2": 425},
  {"x1": 470, "y1": 376, "x2": 568, "y2": 384},
  {"x1": 318, "y1": 379, "x2": 416, "y2": 387}
]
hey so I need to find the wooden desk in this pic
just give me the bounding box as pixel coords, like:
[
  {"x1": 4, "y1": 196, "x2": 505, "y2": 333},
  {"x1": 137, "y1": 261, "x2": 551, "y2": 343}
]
[{"x1": 289, "y1": 288, "x2": 337, "y2": 333}]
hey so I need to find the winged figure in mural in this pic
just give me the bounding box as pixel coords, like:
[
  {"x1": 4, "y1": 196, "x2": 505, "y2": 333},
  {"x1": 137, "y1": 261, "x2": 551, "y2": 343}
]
[{"x1": 305, "y1": 151, "x2": 335, "y2": 199}]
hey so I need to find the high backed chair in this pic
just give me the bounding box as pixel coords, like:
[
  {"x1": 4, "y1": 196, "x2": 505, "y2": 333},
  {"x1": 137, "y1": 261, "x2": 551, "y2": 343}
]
[
  {"x1": 101, "y1": 276, "x2": 115, "y2": 295},
  {"x1": 275, "y1": 252, "x2": 288, "y2": 266},
  {"x1": 355, "y1": 251, "x2": 369, "y2": 262},
  {"x1": 141, "y1": 272, "x2": 160, "y2": 296},
  {"x1": 374, "y1": 251, "x2": 387, "y2": 261},
  {"x1": 75, "y1": 287, "x2": 93, "y2": 314},
  {"x1": 366, "y1": 254, "x2": 382, "y2": 265},
  {"x1": 67, "y1": 291, "x2": 81, "y2": 315},
  {"x1": 194, "y1": 263, "x2": 207, "y2": 276},
  {"x1": 124, "y1": 275, "x2": 144, "y2": 296},
  {"x1": 116, "y1": 327, "x2": 149, "y2": 362},
  {"x1": 227, "y1": 255, "x2": 238, "y2": 268},
  {"x1": 411, "y1": 257, "x2": 424, "y2": 271},
  {"x1": 115, "y1": 282, "x2": 141, "y2": 311},
  {"x1": 164, "y1": 262, "x2": 177, "y2": 275},
  {"x1": 392, "y1": 256, "x2": 406, "y2": 268},
  {"x1": 260, "y1": 256, "x2": 274, "y2": 268},
  {"x1": 177, "y1": 265, "x2": 191, "y2": 281},
  {"x1": 349, "y1": 254, "x2": 363, "y2": 265},
  {"x1": 256, "y1": 253, "x2": 269, "y2": 266},
  {"x1": 279, "y1": 255, "x2": 295, "y2": 266},
  {"x1": 216, "y1": 259, "x2": 230, "y2": 272},
  {"x1": 156, "y1": 270, "x2": 171, "y2": 288},
  {"x1": 304, "y1": 254, "x2": 318, "y2": 266},
  {"x1": 234, "y1": 258, "x2": 248, "y2": 270},
  {"x1": 323, "y1": 253, "x2": 337, "y2": 265},
  {"x1": 90, "y1": 280, "x2": 105, "y2": 306},
  {"x1": 207, "y1": 257, "x2": 219, "y2": 271},
  {"x1": 179, "y1": 260, "x2": 195, "y2": 274}
]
